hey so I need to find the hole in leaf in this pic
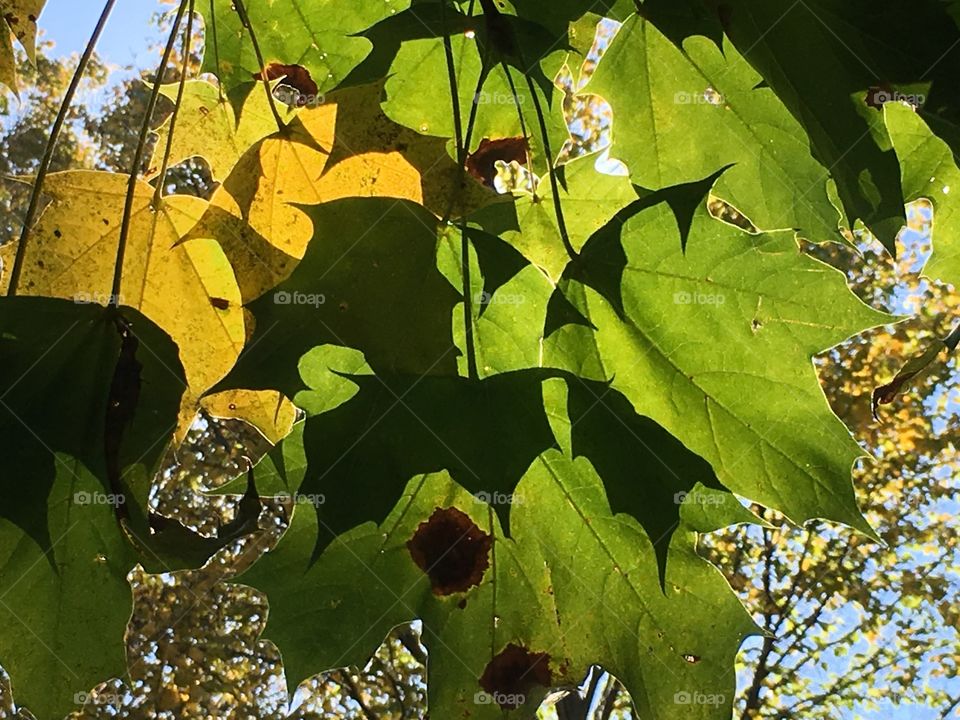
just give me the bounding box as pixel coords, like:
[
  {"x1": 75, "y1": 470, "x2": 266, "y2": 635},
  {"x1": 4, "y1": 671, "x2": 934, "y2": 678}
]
[
  {"x1": 253, "y1": 63, "x2": 318, "y2": 99},
  {"x1": 466, "y1": 137, "x2": 529, "y2": 188}
]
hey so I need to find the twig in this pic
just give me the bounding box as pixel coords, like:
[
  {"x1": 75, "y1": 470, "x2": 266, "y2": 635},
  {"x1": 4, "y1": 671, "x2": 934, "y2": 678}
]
[{"x1": 110, "y1": 0, "x2": 189, "y2": 307}]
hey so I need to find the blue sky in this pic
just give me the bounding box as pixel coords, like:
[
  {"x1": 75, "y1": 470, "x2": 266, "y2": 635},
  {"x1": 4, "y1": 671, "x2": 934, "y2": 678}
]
[{"x1": 37, "y1": 0, "x2": 161, "y2": 66}]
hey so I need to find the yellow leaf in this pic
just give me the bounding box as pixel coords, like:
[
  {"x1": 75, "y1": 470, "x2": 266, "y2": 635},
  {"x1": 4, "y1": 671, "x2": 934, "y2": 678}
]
[
  {"x1": 200, "y1": 389, "x2": 297, "y2": 445},
  {"x1": 0, "y1": 0, "x2": 44, "y2": 92},
  {"x1": 147, "y1": 80, "x2": 297, "y2": 183},
  {"x1": 187, "y1": 83, "x2": 496, "y2": 303},
  {"x1": 13, "y1": 171, "x2": 246, "y2": 434}
]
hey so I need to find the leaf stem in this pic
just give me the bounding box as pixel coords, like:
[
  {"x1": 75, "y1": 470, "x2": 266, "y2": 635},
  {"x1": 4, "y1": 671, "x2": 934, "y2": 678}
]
[
  {"x1": 524, "y1": 70, "x2": 578, "y2": 261},
  {"x1": 152, "y1": 0, "x2": 196, "y2": 208},
  {"x1": 6, "y1": 0, "x2": 117, "y2": 297},
  {"x1": 440, "y1": 0, "x2": 479, "y2": 380},
  {"x1": 232, "y1": 0, "x2": 286, "y2": 131},
  {"x1": 110, "y1": 0, "x2": 189, "y2": 308},
  {"x1": 207, "y1": 0, "x2": 225, "y2": 101}
]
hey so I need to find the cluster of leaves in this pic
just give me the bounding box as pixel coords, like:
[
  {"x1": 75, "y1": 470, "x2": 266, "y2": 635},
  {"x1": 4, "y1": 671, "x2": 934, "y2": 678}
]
[{"x1": 3, "y1": 1, "x2": 960, "y2": 719}]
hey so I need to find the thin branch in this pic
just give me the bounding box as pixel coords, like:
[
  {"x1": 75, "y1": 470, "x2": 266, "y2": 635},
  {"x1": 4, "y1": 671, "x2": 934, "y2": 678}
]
[
  {"x1": 207, "y1": 0, "x2": 225, "y2": 101},
  {"x1": 7, "y1": 0, "x2": 118, "y2": 297},
  {"x1": 110, "y1": 0, "x2": 189, "y2": 307},
  {"x1": 152, "y1": 0, "x2": 196, "y2": 208},
  {"x1": 439, "y1": 0, "x2": 479, "y2": 380},
  {"x1": 231, "y1": 0, "x2": 285, "y2": 130}
]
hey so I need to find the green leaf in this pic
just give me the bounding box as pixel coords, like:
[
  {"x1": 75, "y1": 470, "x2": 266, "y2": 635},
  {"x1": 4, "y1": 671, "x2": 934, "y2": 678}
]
[
  {"x1": 544, "y1": 198, "x2": 891, "y2": 535},
  {"x1": 435, "y1": 223, "x2": 555, "y2": 377},
  {"x1": 381, "y1": 17, "x2": 569, "y2": 163},
  {"x1": 235, "y1": 471, "x2": 561, "y2": 718},
  {"x1": 233, "y1": 375, "x2": 757, "y2": 719},
  {"x1": 0, "y1": 297, "x2": 185, "y2": 719},
  {"x1": 586, "y1": 15, "x2": 843, "y2": 242},
  {"x1": 148, "y1": 79, "x2": 297, "y2": 183},
  {"x1": 885, "y1": 102, "x2": 960, "y2": 288},
  {"x1": 714, "y1": 0, "x2": 960, "y2": 249},
  {"x1": 515, "y1": 448, "x2": 758, "y2": 720},
  {"x1": 219, "y1": 197, "x2": 461, "y2": 397},
  {"x1": 199, "y1": 0, "x2": 409, "y2": 115},
  {"x1": 471, "y1": 153, "x2": 639, "y2": 281}
]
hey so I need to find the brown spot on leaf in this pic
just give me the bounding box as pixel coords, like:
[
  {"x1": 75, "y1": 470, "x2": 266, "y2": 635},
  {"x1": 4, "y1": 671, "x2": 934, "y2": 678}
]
[
  {"x1": 406, "y1": 506, "x2": 492, "y2": 595},
  {"x1": 479, "y1": 643, "x2": 552, "y2": 709},
  {"x1": 465, "y1": 137, "x2": 529, "y2": 188},
  {"x1": 210, "y1": 297, "x2": 230, "y2": 310},
  {"x1": 53, "y1": 228, "x2": 62, "y2": 238},
  {"x1": 253, "y1": 63, "x2": 319, "y2": 99}
]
